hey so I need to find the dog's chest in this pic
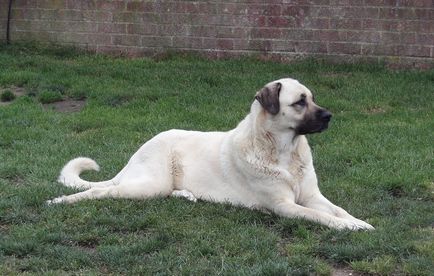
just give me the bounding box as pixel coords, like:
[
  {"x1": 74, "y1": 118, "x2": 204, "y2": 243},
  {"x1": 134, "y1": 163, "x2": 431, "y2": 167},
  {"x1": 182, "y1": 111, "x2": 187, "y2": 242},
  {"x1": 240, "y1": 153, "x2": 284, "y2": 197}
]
[{"x1": 278, "y1": 151, "x2": 306, "y2": 185}]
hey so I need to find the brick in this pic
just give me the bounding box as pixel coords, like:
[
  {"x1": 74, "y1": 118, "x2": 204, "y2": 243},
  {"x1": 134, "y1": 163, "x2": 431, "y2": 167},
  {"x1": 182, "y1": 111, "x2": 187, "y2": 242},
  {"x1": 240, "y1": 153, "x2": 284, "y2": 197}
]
[
  {"x1": 158, "y1": 24, "x2": 189, "y2": 36},
  {"x1": 127, "y1": 23, "x2": 156, "y2": 36},
  {"x1": 416, "y1": 34, "x2": 434, "y2": 45},
  {"x1": 12, "y1": 20, "x2": 33, "y2": 31},
  {"x1": 15, "y1": 8, "x2": 41, "y2": 20},
  {"x1": 233, "y1": 39, "x2": 249, "y2": 50},
  {"x1": 113, "y1": 12, "x2": 143, "y2": 24},
  {"x1": 190, "y1": 26, "x2": 217, "y2": 38},
  {"x1": 252, "y1": 15, "x2": 267, "y2": 27},
  {"x1": 250, "y1": 28, "x2": 281, "y2": 39},
  {"x1": 398, "y1": 0, "x2": 433, "y2": 8},
  {"x1": 58, "y1": 32, "x2": 89, "y2": 44},
  {"x1": 14, "y1": 0, "x2": 38, "y2": 9},
  {"x1": 362, "y1": 19, "x2": 379, "y2": 30},
  {"x1": 361, "y1": 43, "x2": 401, "y2": 56},
  {"x1": 400, "y1": 32, "x2": 416, "y2": 45},
  {"x1": 364, "y1": 0, "x2": 398, "y2": 6},
  {"x1": 126, "y1": 1, "x2": 154, "y2": 12},
  {"x1": 381, "y1": 32, "x2": 401, "y2": 44},
  {"x1": 296, "y1": 41, "x2": 328, "y2": 54},
  {"x1": 216, "y1": 27, "x2": 248, "y2": 39},
  {"x1": 98, "y1": 23, "x2": 127, "y2": 34},
  {"x1": 266, "y1": 16, "x2": 290, "y2": 28},
  {"x1": 64, "y1": 0, "x2": 92, "y2": 10},
  {"x1": 248, "y1": 39, "x2": 272, "y2": 51},
  {"x1": 38, "y1": 0, "x2": 68, "y2": 9},
  {"x1": 58, "y1": 10, "x2": 83, "y2": 21},
  {"x1": 282, "y1": 5, "x2": 310, "y2": 18},
  {"x1": 271, "y1": 40, "x2": 297, "y2": 52},
  {"x1": 262, "y1": 4, "x2": 283, "y2": 16},
  {"x1": 330, "y1": 18, "x2": 362, "y2": 30},
  {"x1": 379, "y1": 20, "x2": 400, "y2": 31},
  {"x1": 141, "y1": 36, "x2": 172, "y2": 47},
  {"x1": 112, "y1": 34, "x2": 141, "y2": 46},
  {"x1": 400, "y1": 45, "x2": 431, "y2": 58},
  {"x1": 95, "y1": 45, "x2": 148, "y2": 57},
  {"x1": 303, "y1": 18, "x2": 330, "y2": 29},
  {"x1": 217, "y1": 39, "x2": 234, "y2": 50},
  {"x1": 346, "y1": 31, "x2": 381, "y2": 43},
  {"x1": 341, "y1": 7, "x2": 380, "y2": 19},
  {"x1": 182, "y1": 2, "x2": 203, "y2": 13},
  {"x1": 11, "y1": 8, "x2": 25, "y2": 20},
  {"x1": 95, "y1": 45, "x2": 124, "y2": 55},
  {"x1": 329, "y1": 0, "x2": 352, "y2": 6},
  {"x1": 218, "y1": 3, "x2": 249, "y2": 15},
  {"x1": 87, "y1": 33, "x2": 112, "y2": 45},
  {"x1": 173, "y1": 37, "x2": 203, "y2": 49},
  {"x1": 82, "y1": 11, "x2": 112, "y2": 22},
  {"x1": 280, "y1": 0, "x2": 327, "y2": 5},
  {"x1": 416, "y1": 21, "x2": 434, "y2": 33},
  {"x1": 202, "y1": 38, "x2": 217, "y2": 49},
  {"x1": 310, "y1": 7, "x2": 334, "y2": 18},
  {"x1": 313, "y1": 30, "x2": 346, "y2": 42},
  {"x1": 96, "y1": 0, "x2": 125, "y2": 11},
  {"x1": 328, "y1": 42, "x2": 361, "y2": 55},
  {"x1": 281, "y1": 29, "x2": 314, "y2": 41}
]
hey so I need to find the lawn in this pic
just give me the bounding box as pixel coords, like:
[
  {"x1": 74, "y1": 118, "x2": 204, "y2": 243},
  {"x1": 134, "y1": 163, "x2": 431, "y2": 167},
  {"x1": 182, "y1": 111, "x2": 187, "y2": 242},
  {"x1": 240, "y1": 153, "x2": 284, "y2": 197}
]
[{"x1": 0, "y1": 44, "x2": 433, "y2": 275}]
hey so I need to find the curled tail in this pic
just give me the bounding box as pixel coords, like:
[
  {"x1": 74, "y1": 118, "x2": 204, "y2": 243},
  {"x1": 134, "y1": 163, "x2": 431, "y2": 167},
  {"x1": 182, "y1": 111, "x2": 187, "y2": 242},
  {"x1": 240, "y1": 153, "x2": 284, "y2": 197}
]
[{"x1": 58, "y1": 157, "x2": 117, "y2": 189}]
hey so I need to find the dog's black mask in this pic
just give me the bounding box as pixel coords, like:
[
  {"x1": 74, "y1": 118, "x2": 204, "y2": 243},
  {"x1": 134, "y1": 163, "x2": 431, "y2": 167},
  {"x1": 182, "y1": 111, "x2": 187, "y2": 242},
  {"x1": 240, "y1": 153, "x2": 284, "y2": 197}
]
[{"x1": 295, "y1": 108, "x2": 332, "y2": 135}]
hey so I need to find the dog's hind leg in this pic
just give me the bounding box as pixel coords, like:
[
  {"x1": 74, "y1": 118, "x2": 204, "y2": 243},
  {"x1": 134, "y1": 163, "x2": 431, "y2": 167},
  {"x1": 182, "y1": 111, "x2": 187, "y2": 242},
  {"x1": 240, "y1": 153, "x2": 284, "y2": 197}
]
[{"x1": 47, "y1": 176, "x2": 173, "y2": 205}]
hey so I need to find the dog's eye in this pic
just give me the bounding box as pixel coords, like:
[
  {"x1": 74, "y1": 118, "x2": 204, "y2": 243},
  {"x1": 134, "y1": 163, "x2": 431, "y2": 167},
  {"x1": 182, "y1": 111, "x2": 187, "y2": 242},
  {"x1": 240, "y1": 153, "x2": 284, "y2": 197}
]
[{"x1": 292, "y1": 98, "x2": 306, "y2": 107}]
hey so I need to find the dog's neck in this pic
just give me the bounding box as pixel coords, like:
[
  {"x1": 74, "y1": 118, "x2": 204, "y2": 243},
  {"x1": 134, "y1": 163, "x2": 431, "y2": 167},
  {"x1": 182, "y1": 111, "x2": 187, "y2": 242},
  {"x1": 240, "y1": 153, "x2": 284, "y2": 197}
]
[{"x1": 234, "y1": 102, "x2": 302, "y2": 164}]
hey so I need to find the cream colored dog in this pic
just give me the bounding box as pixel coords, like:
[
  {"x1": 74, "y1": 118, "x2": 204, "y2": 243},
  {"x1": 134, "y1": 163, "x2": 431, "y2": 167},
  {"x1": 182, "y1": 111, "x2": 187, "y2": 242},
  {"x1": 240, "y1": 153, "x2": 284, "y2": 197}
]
[{"x1": 48, "y1": 78, "x2": 374, "y2": 231}]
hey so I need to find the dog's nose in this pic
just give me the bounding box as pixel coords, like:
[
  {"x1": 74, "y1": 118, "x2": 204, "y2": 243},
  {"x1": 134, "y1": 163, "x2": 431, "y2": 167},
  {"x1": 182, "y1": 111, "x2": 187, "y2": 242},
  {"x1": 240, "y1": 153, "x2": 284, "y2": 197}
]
[{"x1": 318, "y1": 109, "x2": 332, "y2": 121}]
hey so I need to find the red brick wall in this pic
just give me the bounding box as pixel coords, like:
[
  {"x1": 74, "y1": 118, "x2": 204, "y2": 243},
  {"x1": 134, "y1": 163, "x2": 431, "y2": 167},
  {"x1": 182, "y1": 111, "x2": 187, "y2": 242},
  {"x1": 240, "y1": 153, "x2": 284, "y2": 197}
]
[{"x1": 2, "y1": 0, "x2": 433, "y2": 68}]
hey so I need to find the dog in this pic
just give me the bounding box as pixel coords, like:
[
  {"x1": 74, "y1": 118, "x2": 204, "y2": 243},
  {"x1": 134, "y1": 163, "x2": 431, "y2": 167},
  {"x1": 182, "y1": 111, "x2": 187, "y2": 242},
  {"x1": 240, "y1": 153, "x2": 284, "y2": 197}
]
[{"x1": 48, "y1": 78, "x2": 374, "y2": 231}]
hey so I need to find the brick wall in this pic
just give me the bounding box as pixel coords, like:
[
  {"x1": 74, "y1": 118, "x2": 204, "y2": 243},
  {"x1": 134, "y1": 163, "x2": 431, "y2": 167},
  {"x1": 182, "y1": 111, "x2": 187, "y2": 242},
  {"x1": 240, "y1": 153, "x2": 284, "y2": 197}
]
[{"x1": 1, "y1": 0, "x2": 433, "y2": 68}]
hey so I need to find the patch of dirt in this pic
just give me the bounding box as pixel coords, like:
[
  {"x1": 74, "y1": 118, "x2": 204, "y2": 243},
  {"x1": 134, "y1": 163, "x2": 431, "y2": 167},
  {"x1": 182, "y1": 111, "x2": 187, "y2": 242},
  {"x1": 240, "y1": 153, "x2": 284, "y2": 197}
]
[
  {"x1": 43, "y1": 98, "x2": 86, "y2": 113},
  {"x1": 332, "y1": 265, "x2": 361, "y2": 276},
  {"x1": 0, "y1": 223, "x2": 10, "y2": 233},
  {"x1": 0, "y1": 86, "x2": 26, "y2": 106},
  {"x1": 1, "y1": 86, "x2": 86, "y2": 112}
]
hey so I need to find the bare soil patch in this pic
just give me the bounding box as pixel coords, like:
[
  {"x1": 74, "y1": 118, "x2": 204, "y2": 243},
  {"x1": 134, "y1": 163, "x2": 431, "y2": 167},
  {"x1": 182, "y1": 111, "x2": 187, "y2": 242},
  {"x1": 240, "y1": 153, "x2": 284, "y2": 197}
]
[
  {"x1": 43, "y1": 98, "x2": 86, "y2": 113},
  {"x1": 0, "y1": 86, "x2": 85, "y2": 112},
  {"x1": 0, "y1": 86, "x2": 26, "y2": 106},
  {"x1": 332, "y1": 265, "x2": 361, "y2": 276}
]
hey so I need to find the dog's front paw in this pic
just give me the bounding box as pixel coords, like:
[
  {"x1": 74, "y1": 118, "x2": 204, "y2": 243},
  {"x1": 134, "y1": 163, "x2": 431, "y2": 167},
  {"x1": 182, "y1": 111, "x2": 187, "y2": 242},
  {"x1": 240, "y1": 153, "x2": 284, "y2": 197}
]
[
  {"x1": 171, "y1": 190, "x2": 198, "y2": 202},
  {"x1": 46, "y1": 196, "x2": 66, "y2": 205},
  {"x1": 352, "y1": 219, "x2": 375, "y2": 231},
  {"x1": 335, "y1": 218, "x2": 374, "y2": 231}
]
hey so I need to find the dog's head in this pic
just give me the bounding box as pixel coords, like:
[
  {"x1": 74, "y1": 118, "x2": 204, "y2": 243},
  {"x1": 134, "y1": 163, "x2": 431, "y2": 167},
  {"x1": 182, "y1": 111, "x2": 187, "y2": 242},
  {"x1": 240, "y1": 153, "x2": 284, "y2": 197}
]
[{"x1": 255, "y1": 78, "x2": 332, "y2": 135}]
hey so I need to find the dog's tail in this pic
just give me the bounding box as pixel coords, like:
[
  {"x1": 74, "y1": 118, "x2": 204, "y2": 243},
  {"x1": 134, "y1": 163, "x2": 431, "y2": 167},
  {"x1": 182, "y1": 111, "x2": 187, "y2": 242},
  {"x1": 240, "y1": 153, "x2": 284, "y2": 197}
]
[{"x1": 58, "y1": 157, "x2": 118, "y2": 189}]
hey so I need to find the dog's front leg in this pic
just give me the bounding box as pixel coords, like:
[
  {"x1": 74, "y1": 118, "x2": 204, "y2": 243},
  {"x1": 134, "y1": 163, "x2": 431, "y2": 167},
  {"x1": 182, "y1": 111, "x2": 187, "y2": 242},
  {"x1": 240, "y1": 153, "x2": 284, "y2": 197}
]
[
  {"x1": 272, "y1": 200, "x2": 370, "y2": 231},
  {"x1": 301, "y1": 193, "x2": 374, "y2": 230}
]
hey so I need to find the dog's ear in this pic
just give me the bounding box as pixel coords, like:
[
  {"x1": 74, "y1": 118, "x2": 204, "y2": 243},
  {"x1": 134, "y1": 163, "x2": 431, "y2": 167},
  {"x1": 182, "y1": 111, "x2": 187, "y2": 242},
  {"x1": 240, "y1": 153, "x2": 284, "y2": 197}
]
[{"x1": 255, "y1": 82, "x2": 282, "y2": 115}]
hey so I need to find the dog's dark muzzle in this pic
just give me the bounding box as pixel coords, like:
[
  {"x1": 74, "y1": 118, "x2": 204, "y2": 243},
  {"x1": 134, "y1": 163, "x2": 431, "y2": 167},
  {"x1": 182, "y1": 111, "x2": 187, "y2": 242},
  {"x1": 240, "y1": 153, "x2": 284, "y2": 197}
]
[{"x1": 295, "y1": 108, "x2": 332, "y2": 135}]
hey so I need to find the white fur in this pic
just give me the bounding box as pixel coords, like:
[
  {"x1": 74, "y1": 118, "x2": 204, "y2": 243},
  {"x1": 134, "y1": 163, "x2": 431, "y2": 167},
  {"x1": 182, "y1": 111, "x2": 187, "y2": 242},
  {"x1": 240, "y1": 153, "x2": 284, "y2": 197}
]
[{"x1": 48, "y1": 78, "x2": 374, "y2": 231}]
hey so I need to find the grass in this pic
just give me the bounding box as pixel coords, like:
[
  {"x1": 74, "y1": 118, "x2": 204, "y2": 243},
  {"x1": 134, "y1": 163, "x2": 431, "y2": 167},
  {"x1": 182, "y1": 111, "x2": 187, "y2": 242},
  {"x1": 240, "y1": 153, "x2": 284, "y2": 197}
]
[
  {"x1": 0, "y1": 43, "x2": 433, "y2": 275},
  {"x1": 0, "y1": 90, "x2": 16, "y2": 102}
]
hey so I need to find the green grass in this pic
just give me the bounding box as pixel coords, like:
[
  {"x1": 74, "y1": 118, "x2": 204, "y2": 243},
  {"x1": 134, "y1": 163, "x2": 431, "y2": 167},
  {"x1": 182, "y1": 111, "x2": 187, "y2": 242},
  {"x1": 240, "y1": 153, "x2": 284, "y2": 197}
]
[
  {"x1": 0, "y1": 43, "x2": 433, "y2": 275},
  {"x1": 0, "y1": 90, "x2": 16, "y2": 102}
]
